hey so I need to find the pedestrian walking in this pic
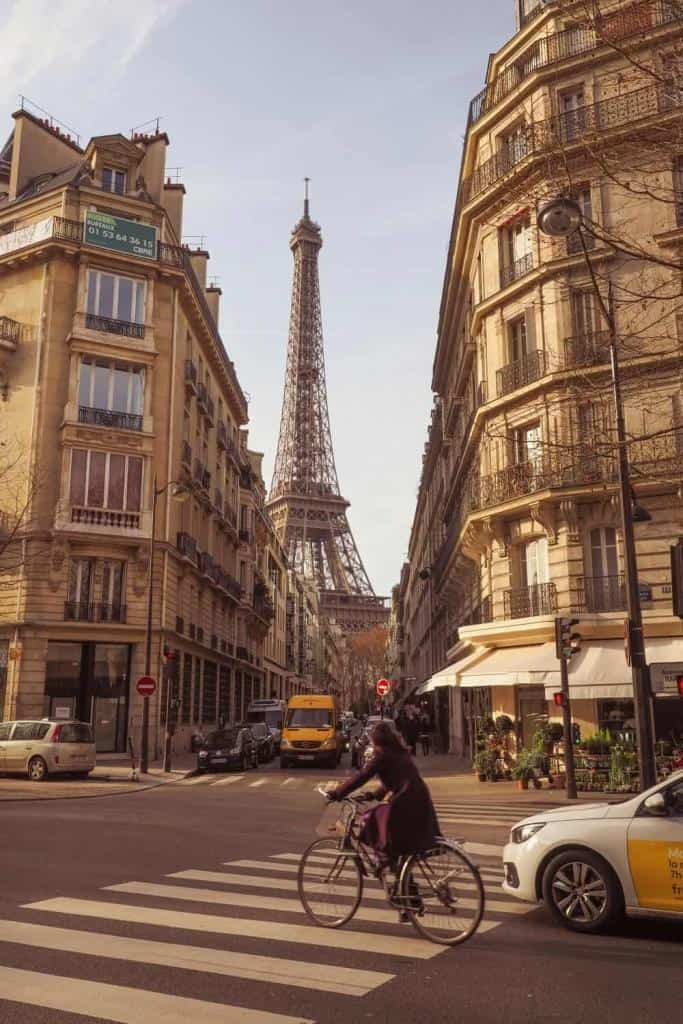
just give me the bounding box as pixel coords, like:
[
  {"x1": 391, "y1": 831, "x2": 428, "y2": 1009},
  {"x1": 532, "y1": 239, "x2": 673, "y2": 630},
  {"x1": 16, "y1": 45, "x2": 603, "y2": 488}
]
[{"x1": 419, "y1": 711, "x2": 431, "y2": 756}]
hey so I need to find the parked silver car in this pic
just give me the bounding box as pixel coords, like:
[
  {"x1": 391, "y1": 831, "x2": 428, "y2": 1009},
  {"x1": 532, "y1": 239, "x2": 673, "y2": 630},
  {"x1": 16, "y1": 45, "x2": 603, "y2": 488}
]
[{"x1": 0, "y1": 720, "x2": 96, "y2": 781}]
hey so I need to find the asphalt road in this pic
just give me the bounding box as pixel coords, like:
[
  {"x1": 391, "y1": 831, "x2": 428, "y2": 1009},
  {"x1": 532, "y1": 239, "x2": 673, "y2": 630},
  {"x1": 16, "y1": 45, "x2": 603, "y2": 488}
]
[{"x1": 1, "y1": 755, "x2": 681, "y2": 1024}]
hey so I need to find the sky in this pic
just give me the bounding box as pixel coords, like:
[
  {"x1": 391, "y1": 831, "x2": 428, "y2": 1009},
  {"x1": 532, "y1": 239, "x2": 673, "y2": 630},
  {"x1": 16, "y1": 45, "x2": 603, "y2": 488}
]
[{"x1": 0, "y1": 0, "x2": 514, "y2": 596}]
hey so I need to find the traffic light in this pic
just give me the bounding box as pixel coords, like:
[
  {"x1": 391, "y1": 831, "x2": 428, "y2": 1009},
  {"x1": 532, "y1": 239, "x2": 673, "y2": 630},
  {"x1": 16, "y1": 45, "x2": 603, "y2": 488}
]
[
  {"x1": 553, "y1": 691, "x2": 567, "y2": 708},
  {"x1": 678, "y1": 675, "x2": 683, "y2": 697},
  {"x1": 554, "y1": 618, "x2": 581, "y2": 661},
  {"x1": 671, "y1": 540, "x2": 683, "y2": 619},
  {"x1": 163, "y1": 646, "x2": 179, "y2": 663}
]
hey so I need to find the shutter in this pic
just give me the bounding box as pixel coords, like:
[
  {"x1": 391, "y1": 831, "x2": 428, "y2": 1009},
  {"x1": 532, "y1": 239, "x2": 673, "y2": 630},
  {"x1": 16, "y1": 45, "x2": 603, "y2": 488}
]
[{"x1": 524, "y1": 306, "x2": 536, "y2": 354}]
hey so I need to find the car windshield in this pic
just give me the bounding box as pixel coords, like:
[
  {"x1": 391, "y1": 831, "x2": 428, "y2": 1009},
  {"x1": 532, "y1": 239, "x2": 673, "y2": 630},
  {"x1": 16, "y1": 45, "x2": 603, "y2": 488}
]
[
  {"x1": 285, "y1": 708, "x2": 332, "y2": 729},
  {"x1": 247, "y1": 708, "x2": 283, "y2": 729},
  {"x1": 205, "y1": 730, "x2": 238, "y2": 749}
]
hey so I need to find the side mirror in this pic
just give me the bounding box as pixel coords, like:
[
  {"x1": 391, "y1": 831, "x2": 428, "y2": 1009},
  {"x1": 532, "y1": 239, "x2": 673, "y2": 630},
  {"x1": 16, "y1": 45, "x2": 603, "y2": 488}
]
[{"x1": 643, "y1": 792, "x2": 669, "y2": 816}]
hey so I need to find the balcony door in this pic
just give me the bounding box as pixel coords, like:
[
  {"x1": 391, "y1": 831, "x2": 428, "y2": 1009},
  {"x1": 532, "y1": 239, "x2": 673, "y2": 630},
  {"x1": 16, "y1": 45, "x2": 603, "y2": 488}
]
[
  {"x1": 507, "y1": 219, "x2": 532, "y2": 267},
  {"x1": 67, "y1": 559, "x2": 94, "y2": 619},
  {"x1": 522, "y1": 537, "x2": 549, "y2": 589},
  {"x1": 586, "y1": 526, "x2": 621, "y2": 611},
  {"x1": 560, "y1": 87, "x2": 586, "y2": 141}
]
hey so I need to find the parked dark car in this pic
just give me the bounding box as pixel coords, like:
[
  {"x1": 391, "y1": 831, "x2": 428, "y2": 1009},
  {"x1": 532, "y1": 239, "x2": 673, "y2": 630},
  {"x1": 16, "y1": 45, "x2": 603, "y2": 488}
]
[
  {"x1": 196, "y1": 727, "x2": 258, "y2": 773},
  {"x1": 244, "y1": 721, "x2": 274, "y2": 763}
]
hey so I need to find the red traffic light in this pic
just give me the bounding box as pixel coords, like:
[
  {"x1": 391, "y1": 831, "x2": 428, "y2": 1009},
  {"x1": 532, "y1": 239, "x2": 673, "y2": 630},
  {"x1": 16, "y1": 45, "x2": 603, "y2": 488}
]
[
  {"x1": 678, "y1": 675, "x2": 683, "y2": 697},
  {"x1": 553, "y1": 692, "x2": 567, "y2": 708},
  {"x1": 163, "y1": 646, "x2": 178, "y2": 662}
]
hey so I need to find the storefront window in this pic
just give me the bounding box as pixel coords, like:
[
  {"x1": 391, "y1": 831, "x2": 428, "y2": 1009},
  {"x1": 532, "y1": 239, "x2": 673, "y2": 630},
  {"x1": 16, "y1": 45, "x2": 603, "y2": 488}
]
[
  {"x1": 44, "y1": 641, "x2": 129, "y2": 752},
  {"x1": 598, "y1": 699, "x2": 635, "y2": 738}
]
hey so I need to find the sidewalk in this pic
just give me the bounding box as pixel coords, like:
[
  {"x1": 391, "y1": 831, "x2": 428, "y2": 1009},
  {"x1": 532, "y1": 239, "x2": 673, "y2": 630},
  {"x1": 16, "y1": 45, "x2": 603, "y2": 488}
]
[{"x1": 94, "y1": 751, "x2": 197, "y2": 782}]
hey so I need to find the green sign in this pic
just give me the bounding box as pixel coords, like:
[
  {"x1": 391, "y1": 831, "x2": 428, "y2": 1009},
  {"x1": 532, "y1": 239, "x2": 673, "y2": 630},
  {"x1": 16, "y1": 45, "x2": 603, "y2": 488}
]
[{"x1": 84, "y1": 211, "x2": 157, "y2": 260}]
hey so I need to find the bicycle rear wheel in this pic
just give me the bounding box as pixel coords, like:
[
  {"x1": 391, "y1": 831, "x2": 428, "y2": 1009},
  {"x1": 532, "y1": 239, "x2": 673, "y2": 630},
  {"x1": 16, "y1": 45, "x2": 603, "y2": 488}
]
[
  {"x1": 399, "y1": 839, "x2": 485, "y2": 946},
  {"x1": 297, "y1": 837, "x2": 363, "y2": 928}
]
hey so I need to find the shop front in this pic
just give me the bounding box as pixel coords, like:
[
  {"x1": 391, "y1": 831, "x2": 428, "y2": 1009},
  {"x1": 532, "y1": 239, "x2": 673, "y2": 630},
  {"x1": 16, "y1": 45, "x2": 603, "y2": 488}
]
[{"x1": 44, "y1": 641, "x2": 131, "y2": 752}]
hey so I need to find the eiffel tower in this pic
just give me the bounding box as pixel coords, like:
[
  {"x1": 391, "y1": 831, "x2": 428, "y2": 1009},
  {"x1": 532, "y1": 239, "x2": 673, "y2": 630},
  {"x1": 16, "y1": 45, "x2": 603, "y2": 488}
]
[{"x1": 267, "y1": 184, "x2": 387, "y2": 634}]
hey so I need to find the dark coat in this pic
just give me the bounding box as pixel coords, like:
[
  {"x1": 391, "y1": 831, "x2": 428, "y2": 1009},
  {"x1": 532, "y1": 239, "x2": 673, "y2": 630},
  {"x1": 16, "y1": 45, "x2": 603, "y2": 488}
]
[{"x1": 333, "y1": 747, "x2": 440, "y2": 857}]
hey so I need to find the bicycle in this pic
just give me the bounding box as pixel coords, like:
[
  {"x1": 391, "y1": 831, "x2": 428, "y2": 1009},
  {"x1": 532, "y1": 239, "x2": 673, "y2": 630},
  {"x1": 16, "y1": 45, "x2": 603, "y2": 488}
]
[{"x1": 297, "y1": 785, "x2": 485, "y2": 946}]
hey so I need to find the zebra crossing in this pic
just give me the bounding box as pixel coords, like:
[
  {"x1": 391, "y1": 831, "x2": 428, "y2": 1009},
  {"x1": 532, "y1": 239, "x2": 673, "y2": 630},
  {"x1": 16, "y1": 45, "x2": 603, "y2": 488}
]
[
  {"x1": 433, "y1": 798, "x2": 559, "y2": 829},
  {"x1": 1, "y1": 843, "x2": 536, "y2": 1021}
]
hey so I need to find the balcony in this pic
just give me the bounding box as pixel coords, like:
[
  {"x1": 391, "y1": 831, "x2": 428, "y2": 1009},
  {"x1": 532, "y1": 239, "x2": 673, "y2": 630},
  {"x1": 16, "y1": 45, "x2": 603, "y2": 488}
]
[
  {"x1": 85, "y1": 313, "x2": 144, "y2": 339},
  {"x1": 177, "y1": 531, "x2": 198, "y2": 563},
  {"x1": 217, "y1": 421, "x2": 228, "y2": 450},
  {"x1": 184, "y1": 359, "x2": 198, "y2": 394},
  {"x1": 201, "y1": 468, "x2": 211, "y2": 492},
  {"x1": 463, "y1": 83, "x2": 676, "y2": 209},
  {"x1": 500, "y1": 251, "x2": 534, "y2": 290},
  {"x1": 214, "y1": 488, "x2": 223, "y2": 514},
  {"x1": 225, "y1": 436, "x2": 241, "y2": 467},
  {"x1": 193, "y1": 459, "x2": 205, "y2": 485},
  {"x1": 197, "y1": 381, "x2": 208, "y2": 413},
  {"x1": 78, "y1": 406, "x2": 143, "y2": 431},
  {"x1": 496, "y1": 348, "x2": 547, "y2": 397},
  {"x1": 205, "y1": 394, "x2": 215, "y2": 425},
  {"x1": 575, "y1": 574, "x2": 627, "y2": 613},
  {"x1": 64, "y1": 601, "x2": 127, "y2": 623},
  {"x1": 157, "y1": 242, "x2": 185, "y2": 267},
  {"x1": 224, "y1": 505, "x2": 238, "y2": 531},
  {"x1": 563, "y1": 330, "x2": 611, "y2": 369},
  {"x1": 0, "y1": 315, "x2": 20, "y2": 348},
  {"x1": 181, "y1": 440, "x2": 192, "y2": 469},
  {"x1": 475, "y1": 454, "x2": 617, "y2": 511},
  {"x1": 198, "y1": 551, "x2": 214, "y2": 577},
  {"x1": 504, "y1": 581, "x2": 557, "y2": 619},
  {"x1": 70, "y1": 507, "x2": 140, "y2": 529},
  {"x1": 477, "y1": 379, "x2": 488, "y2": 406},
  {"x1": 239, "y1": 528, "x2": 251, "y2": 544},
  {"x1": 216, "y1": 568, "x2": 242, "y2": 600}
]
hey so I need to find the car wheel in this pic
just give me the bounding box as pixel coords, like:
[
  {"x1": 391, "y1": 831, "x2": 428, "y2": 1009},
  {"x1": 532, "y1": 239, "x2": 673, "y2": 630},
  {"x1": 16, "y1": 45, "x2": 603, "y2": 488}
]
[
  {"x1": 27, "y1": 756, "x2": 48, "y2": 782},
  {"x1": 542, "y1": 849, "x2": 623, "y2": 934}
]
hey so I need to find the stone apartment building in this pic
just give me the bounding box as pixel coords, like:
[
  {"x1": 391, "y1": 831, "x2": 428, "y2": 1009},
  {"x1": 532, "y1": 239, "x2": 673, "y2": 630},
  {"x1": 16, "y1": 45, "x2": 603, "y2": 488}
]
[
  {"x1": 0, "y1": 106, "x2": 275, "y2": 756},
  {"x1": 399, "y1": 0, "x2": 683, "y2": 758}
]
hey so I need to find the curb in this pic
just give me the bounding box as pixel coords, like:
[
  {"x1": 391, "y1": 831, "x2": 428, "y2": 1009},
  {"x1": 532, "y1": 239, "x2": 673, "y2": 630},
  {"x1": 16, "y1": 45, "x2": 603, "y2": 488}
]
[{"x1": 0, "y1": 779, "x2": 167, "y2": 804}]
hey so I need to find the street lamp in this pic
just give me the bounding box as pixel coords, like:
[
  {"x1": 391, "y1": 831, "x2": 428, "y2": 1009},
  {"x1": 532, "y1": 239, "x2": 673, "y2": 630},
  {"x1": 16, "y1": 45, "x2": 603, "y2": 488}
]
[
  {"x1": 537, "y1": 197, "x2": 657, "y2": 790},
  {"x1": 141, "y1": 477, "x2": 190, "y2": 774}
]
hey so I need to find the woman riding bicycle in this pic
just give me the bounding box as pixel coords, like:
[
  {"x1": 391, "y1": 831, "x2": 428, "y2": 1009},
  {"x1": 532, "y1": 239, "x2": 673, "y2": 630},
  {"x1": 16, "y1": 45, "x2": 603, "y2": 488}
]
[{"x1": 328, "y1": 720, "x2": 440, "y2": 867}]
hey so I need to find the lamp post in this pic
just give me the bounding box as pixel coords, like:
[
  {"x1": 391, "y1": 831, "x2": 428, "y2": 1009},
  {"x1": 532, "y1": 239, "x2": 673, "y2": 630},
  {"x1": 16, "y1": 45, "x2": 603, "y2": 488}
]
[
  {"x1": 537, "y1": 198, "x2": 657, "y2": 790},
  {"x1": 141, "y1": 477, "x2": 189, "y2": 774}
]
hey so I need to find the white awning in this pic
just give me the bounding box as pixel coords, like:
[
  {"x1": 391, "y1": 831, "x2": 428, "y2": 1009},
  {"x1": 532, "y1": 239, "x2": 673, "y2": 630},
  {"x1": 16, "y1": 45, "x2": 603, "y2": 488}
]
[
  {"x1": 543, "y1": 637, "x2": 683, "y2": 701},
  {"x1": 459, "y1": 643, "x2": 560, "y2": 689},
  {"x1": 416, "y1": 648, "x2": 486, "y2": 695}
]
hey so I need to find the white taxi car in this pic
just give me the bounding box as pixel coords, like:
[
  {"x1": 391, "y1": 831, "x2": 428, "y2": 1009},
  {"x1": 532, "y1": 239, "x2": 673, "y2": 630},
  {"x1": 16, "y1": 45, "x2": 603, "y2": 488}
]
[{"x1": 502, "y1": 770, "x2": 683, "y2": 932}]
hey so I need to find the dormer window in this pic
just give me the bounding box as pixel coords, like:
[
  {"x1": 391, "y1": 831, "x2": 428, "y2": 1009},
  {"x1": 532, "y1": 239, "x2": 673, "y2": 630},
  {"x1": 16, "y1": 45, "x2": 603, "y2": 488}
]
[{"x1": 102, "y1": 167, "x2": 126, "y2": 195}]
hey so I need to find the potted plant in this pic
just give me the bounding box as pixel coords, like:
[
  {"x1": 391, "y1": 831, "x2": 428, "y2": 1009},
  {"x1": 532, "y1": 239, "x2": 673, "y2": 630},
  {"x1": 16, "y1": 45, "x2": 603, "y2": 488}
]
[
  {"x1": 512, "y1": 749, "x2": 533, "y2": 790},
  {"x1": 474, "y1": 750, "x2": 489, "y2": 782}
]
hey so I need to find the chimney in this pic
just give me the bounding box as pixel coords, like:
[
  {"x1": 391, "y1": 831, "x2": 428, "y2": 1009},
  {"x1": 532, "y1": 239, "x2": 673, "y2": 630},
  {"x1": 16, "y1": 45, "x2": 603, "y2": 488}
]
[
  {"x1": 206, "y1": 285, "x2": 222, "y2": 326},
  {"x1": 188, "y1": 249, "x2": 209, "y2": 289},
  {"x1": 9, "y1": 110, "x2": 83, "y2": 200},
  {"x1": 162, "y1": 181, "x2": 185, "y2": 241},
  {"x1": 135, "y1": 133, "x2": 168, "y2": 203}
]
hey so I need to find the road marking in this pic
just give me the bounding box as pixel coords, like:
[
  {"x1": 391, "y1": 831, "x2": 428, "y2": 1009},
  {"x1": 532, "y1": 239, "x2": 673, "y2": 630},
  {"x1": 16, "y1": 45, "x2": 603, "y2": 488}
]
[
  {"x1": 0, "y1": 920, "x2": 391, "y2": 997},
  {"x1": 24, "y1": 898, "x2": 440, "y2": 959},
  {"x1": 110, "y1": 879, "x2": 526, "y2": 916},
  {"x1": 222, "y1": 859, "x2": 489, "y2": 891},
  {"x1": 0, "y1": 964, "x2": 312, "y2": 1024},
  {"x1": 184, "y1": 774, "x2": 213, "y2": 785},
  {"x1": 211, "y1": 775, "x2": 245, "y2": 787},
  {"x1": 281, "y1": 777, "x2": 297, "y2": 786},
  {"x1": 249, "y1": 778, "x2": 268, "y2": 788},
  {"x1": 269, "y1": 853, "x2": 504, "y2": 882},
  {"x1": 464, "y1": 842, "x2": 505, "y2": 858},
  {"x1": 439, "y1": 816, "x2": 519, "y2": 827}
]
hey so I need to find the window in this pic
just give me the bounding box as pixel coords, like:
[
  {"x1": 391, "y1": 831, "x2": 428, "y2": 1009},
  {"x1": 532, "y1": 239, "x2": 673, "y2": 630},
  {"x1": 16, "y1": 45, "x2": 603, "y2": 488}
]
[
  {"x1": 202, "y1": 660, "x2": 217, "y2": 723},
  {"x1": 102, "y1": 167, "x2": 126, "y2": 195},
  {"x1": 589, "y1": 526, "x2": 619, "y2": 578},
  {"x1": 501, "y1": 218, "x2": 533, "y2": 287},
  {"x1": 78, "y1": 359, "x2": 144, "y2": 424},
  {"x1": 571, "y1": 290, "x2": 598, "y2": 338},
  {"x1": 67, "y1": 558, "x2": 94, "y2": 607},
  {"x1": 508, "y1": 317, "x2": 529, "y2": 363},
  {"x1": 559, "y1": 87, "x2": 586, "y2": 142},
  {"x1": 87, "y1": 270, "x2": 145, "y2": 325},
  {"x1": 500, "y1": 123, "x2": 529, "y2": 168},
  {"x1": 69, "y1": 449, "x2": 143, "y2": 511},
  {"x1": 513, "y1": 423, "x2": 542, "y2": 469},
  {"x1": 567, "y1": 187, "x2": 594, "y2": 253},
  {"x1": 13, "y1": 722, "x2": 51, "y2": 741},
  {"x1": 101, "y1": 561, "x2": 125, "y2": 610},
  {"x1": 0, "y1": 723, "x2": 11, "y2": 741},
  {"x1": 59, "y1": 723, "x2": 93, "y2": 743},
  {"x1": 522, "y1": 537, "x2": 549, "y2": 587}
]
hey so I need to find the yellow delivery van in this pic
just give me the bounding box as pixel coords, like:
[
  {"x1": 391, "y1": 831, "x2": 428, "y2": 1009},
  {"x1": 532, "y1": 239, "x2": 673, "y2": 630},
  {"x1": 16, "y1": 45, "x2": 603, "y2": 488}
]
[{"x1": 280, "y1": 694, "x2": 343, "y2": 769}]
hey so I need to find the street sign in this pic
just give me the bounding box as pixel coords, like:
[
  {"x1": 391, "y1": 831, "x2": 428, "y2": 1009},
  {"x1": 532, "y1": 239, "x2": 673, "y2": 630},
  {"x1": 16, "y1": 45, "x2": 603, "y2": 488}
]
[
  {"x1": 650, "y1": 662, "x2": 683, "y2": 696},
  {"x1": 376, "y1": 678, "x2": 391, "y2": 697},
  {"x1": 136, "y1": 675, "x2": 156, "y2": 697}
]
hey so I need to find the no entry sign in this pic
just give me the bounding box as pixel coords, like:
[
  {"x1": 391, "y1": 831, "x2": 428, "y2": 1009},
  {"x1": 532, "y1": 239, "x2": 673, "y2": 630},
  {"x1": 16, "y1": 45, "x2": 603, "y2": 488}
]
[
  {"x1": 376, "y1": 678, "x2": 392, "y2": 697},
  {"x1": 136, "y1": 675, "x2": 156, "y2": 697}
]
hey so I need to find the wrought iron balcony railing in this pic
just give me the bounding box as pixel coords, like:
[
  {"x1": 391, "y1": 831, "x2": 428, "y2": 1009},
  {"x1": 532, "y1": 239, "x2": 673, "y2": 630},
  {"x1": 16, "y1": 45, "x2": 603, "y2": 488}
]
[
  {"x1": 563, "y1": 330, "x2": 611, "y2": 369},
  {"x1": 193, "y1": 459, "x2": 204, "y2": 483},
  {"x1": 504, "y1": 581, "x2": 557, "y2": 619},
  {"x1": 575, "y1": 574, "x2": 627, "y2": 613},
  {"x1": 217, "y1": 421, "x2": 228, "y2": 450},
  {"x1": 177, "y1": 531, "x2": 198, "y2": 563},
  {"x1": 197, "y1": 381, "x2": 208, "y2": 411},
  {"x1": 181, "y1": 440, "x2": 192, "y2": 468},
  {"x1": 85, "y1": 313, "x2": 144, "y2": 339},
  {"x1": 64, "y1": 601, "x2": 127, "y2": 623},
  {"x1": 500, "y1": 251, "x2": 534, "y2": 289},
  {"x1": 0, "y1": 316, "x2": 20, "y2": 345},
  {"x1": 496, "y1": 348, "x2": 547, "y2": 396},
  {"x1": 463, "y1": 83, "x2": 675, "y2": 209},
  {"x1": 78, "y1": 406, "x2": 143, "y2": 431},
  {"x1": 475, "y1": 454, "x2": 618, "y2": 510}
]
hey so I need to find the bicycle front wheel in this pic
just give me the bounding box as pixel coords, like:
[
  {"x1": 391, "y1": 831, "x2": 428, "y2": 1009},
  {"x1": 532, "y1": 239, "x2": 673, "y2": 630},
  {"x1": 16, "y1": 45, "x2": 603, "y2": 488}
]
[
  {"x1": 297, "y1": 837, "x2": 363, "y2": 928},
  {"x1": 399, "y1": 839, "x2": 485, "y2": 946}
]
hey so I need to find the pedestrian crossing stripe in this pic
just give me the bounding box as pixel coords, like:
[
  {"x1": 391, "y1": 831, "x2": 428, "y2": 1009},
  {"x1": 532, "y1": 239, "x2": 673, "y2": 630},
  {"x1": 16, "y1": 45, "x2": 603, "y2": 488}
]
[
  {"x1": 269, "y1": 852, "x2": 505, "y2": 878},
  {"x1": 23, "y1": 897, "x2": 441, "y2": 959},
  {"x1": 0, "y1": 964, "x2": 313, "y2": 1024},
  {"x1": 0, "y1": 920, "x2": 391, "y2": 996}
]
